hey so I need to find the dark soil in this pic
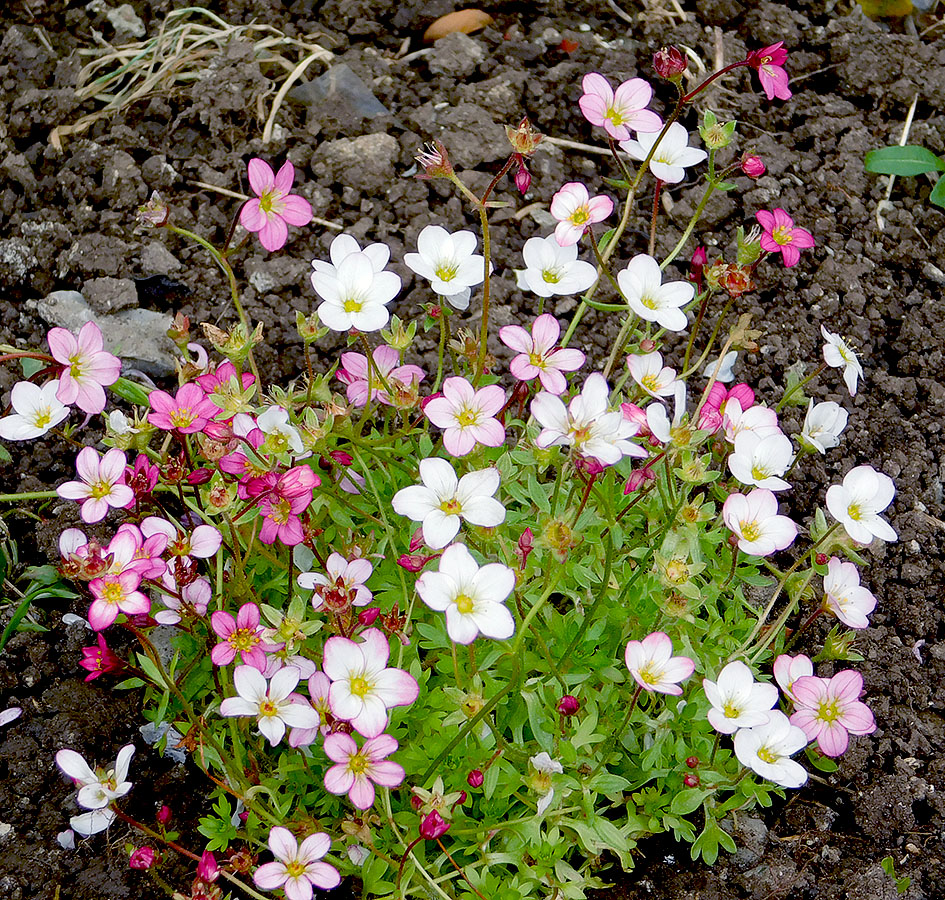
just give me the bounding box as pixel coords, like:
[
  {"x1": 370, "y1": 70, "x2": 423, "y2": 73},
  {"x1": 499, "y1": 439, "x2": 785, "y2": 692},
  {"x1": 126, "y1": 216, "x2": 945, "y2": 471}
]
[{"x1": 0, "y1": 0, "x2": 943, "y2": 898}]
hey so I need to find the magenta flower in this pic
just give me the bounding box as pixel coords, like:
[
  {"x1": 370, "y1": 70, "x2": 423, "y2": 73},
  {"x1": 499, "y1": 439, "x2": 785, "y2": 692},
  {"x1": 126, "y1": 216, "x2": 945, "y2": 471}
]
[
  {"x1": 147, "y1": 382, "x2": 220, "y2": 434},
  {"x1": 746, "y1": 42, "x2": 791, "y2": 101},
  {"x1": 108, "y1": 524, "x2": 168, "y2": 579},
  {"x1": 211, "y1": 602, "x2": 280, "y2": 671},
  {"x1": 578, "y1": 73, "x2": 662, "y2": 141},
  {"x1": 423, "y1": 377, "x2": 506, "y2": 457},
  {"x1": 88, "y1": 571, "x2": 150, "y2": 630},
  {"x1": 323, "y1": 732, "x2": 405, "y2": 810},
  {"x1": 755, "y1": 208, "x2": 814, "y2": 267},
  {"x1": 336, "y1": 346, "x2": 425, "y2": 407},
  {"x1": 550, "y1": 182, "x2": 614, "y2": 247},
  {"x1": 790, "y1": 670, "x2": 876, "y2": 757},
  {"x1": 79, "y1": 634, "x2": 124, "y2": 681},
  {"x1": 47, "y1": 322, "x2": 121, "y2": 415},
  {"x1": 240, "y1": 159, "x2": 313, "y2": 252},
  {"x1": 499, "y1": 314, "x2": 585, "y2": 395},
  {"x1": 624, "y1": 631, "x2": 695, "y2": 695},
  {"x1": 253, "y1": 827, "x2": 340, "y2": 899},
  {"x1": 58, "y1": 447, "x2": 134, "y2": 524},
  {"x1": 255, "y1": 466, "x2": 320, "y2": 546}
]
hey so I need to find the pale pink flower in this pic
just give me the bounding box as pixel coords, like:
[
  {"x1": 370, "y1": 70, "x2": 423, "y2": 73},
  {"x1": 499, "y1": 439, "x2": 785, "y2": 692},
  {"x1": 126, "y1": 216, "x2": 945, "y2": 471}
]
[
  {"x1": 722, "y1": 489, "x2": 797, "y2": 556},
  {"x1": 423, "y1": 377, "x2": 506, "y2": 457},
  {"x1": 578, "y1": 72, "x2": 662, "y2": 141},
  {"x1": 550, "y1": 182, "x2": 613, "y2": 247},
  {"x1": 734, "y1": 711, "x2": 808, "y2": 788},
  {"x1": 703, "y1": 660, "x2": 778, "y2": 734},
  {"x1": 323, "y1": 732, "x2": 404, "y2": 809},
  {"x1": 336, "y1": 346, "x2": 425, "y2": 407},
  {"x1": 772, "y1": 653, "x2": 814, "y2": 703},
  {"x1": 799, "y1": 400, "x2": 848, "y2": 453},
  {"x1": 289, "y1": 672, "x2": 333, "y2": 746},
  {"x1": 298, "y1": 553, "x2": 374, "y2": 609},
  {"x1": 825, "y1": 465, "x2": 896, "y2": 545},
  {"x1": 47, "y1": 322, "x2": 121, "y2": 414},
  {"x1": 624, "y1": 631, "x2": 694, "y2": 695},
  {"x1": 140, "y1": 517, "x2": 222, "y2": 563},
  {"x1": 0, "y1": 381, "x2": 69, "y2": 440},
  {"x1": 57, "y1": 447, "x2": 134, "y2": 524},
  {"x1": 253, "y1": 827, "x2": 340, "y2": 899},
  {"x1": 722, "y1": 399, "x2": 782, "y2": 443},
  {"x1": 322, "y1": 628, "x2": 419, "y2": 738},
  {"x1": 822, "y1": 557, "x2": 876, "y2": 629},
  {"x1": 109, "y1": 523, "x2": 168, "y2": 579},
  {"x1": 756, "y1": 208, "x2": 814, "y2": 268},
  {"x1": 791, "y1": 670, "x2": 876, "y2": 757},
  {"x1": 240, "y1": 159, "x2": 313, "y2": 252},
  {"x1": 211, "y1": 603, "x2": 282, "y2": 670},
  {"x1": 55, "y1": 744, "x2": 134, "y2": 811},
  {"x1": 153, "y1": 573, "x2": 211, "y2": 626},
  {"x1": 87, "y1": 571, "x2": 150, "y2": 630},
  {"x1": 255, "y1": 466, "x2": 320, "y2": 546},
  {"x1": 219, "y1": 665, "x2": 319, "y2": 746},
  {"x1": 746, "y1": 42, "x2": 792, "y2": 102},
  {"x1": 499, "y1": 314, "x2": 585, "y2": 395},
  {"x1": 147, "y1": 382, "x2": 220, "y2": 433}
]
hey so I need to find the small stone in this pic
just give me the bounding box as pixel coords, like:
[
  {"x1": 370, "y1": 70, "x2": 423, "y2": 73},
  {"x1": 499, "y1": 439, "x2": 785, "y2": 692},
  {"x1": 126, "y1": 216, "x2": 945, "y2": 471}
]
[
  {"x1": 138, "y1": 241, "x2": 182, "y2": 274},
  {"x1": 82, "y1": 276, "x2": 138, "y2": 314},
  {"x1": 315, "y1": 133, "x2": 399, "y2": 193},
  {"x1": 428, "y1": 31, "x2": 486, "y2": 77},
  {"x1": 105, "y1": 3, "x2": 146, "y2": 39}
]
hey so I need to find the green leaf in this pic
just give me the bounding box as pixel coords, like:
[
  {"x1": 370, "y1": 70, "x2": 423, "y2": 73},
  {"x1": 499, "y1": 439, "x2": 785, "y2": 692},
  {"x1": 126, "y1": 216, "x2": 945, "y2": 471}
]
[
  {"x1": 110, "y1": 376, "x2": 153, "y2": 405},
  {"x1": 670, "y1": 787, "x2": 711, "y2": 816},
  {"x1": 865, "y1": 145, "x2": 945, "y2": 176},
  {"x1": 597, "y1": 228, "x2": 617, "y2": 254},
  {"x1": 715, "y1": 180, "x2": 737, "y2": 191},
  {"x1": 0, "y1": 596, "x2": 33, "y2": 653},
  {"x1": 929, "y1": 173, "x2": 945, "y2": 209}
]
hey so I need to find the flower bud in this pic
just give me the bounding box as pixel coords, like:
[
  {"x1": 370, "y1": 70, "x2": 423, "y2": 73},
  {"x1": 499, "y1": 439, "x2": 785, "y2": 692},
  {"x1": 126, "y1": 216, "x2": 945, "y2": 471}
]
[
  {"x1": 186, "y1": 468, "x2": 213, "y2": 486},
  {"x1": 639, "y1": 338, "x2": 657, "y2": 352},
  {"x1": 683, "y1": 773, "x2": 700, "y2": 788},
  {"x1": 516, "y1": 527, "x2": 534, "y2": 570},
  {"x1": 624, "y1": 467, "x2": 655, "y2": 495},
  {"x1": 129, "y1": 846, "x2": 156, "y2": 870},
  {"x1": 654, "y1": 46, "x2": 687, "y2": 80},
  {"x1": 815, "y1": 552, "x2": 828, "y2": 566},
  {"x1": 685, "y1": 756, "x2": 699, "y2": 769},
  {"x1": 197, "y1": 850, "x2": 220, "y2": 882},
  {"x1": 410, "y1": 795, "x2": 424, "y2": 811},
  {"x1": 556, "y1": 695, "x2": 580, "y2": 716},
  {"x1": 467, "y1": 769, "x2": 484, "y2": 788},
  {"x1": 514, "y1": 161, "x2": 532, "y2": 195},
  {"x1": 741, "y1": 154, "x2": 766, "y2": 178},
  {"x1": 419, "y1": 810, "x2": 451, "y2": 840},
  {"x1": 690, "y1": 246, "x2": 707, "y2": 292},
  {"x1": 454, "y1": 791, "x2": 467, "y2": 807},
  {"x1": 156, "y1": 804, "x2": 172, "y2": 825},
  {"x1": 358, "y1": 607, "x2": 381, "y2": 627}
]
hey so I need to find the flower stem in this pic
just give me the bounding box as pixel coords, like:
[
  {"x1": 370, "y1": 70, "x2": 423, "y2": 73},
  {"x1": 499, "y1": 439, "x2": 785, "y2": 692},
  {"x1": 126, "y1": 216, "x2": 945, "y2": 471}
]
[
  {"x1": 588, "y1": 683, "x2": 643, "y2": 779},
  {"x1": 776, "y1": 362, "x2": 828, "y2": 412},
  {"x1": 648, "y1": 178, "x2": 663, "y2": 257}
]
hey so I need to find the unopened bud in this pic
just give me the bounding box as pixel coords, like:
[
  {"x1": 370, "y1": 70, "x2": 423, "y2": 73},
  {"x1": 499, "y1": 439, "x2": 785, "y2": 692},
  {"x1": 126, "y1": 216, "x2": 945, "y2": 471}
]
[
  {"x1": 467, "y1": 769, "x2": 484, "y2": 788},
  {"x1": 514, "y1": 161, "x2": 532, "y2": 195},
  {"x1": 197, "y1": 850, "x2": 221, "y2": 882},
  {"x1": 419, "y1": 810, "x2": 451, "y2": 840},
  {"x1": 556, "y1": 695, "x2": 580, "y2": 716},
  {"x1": 741, "y1": 154, "x2": 766, "y2": 178},
  {"x1": 654, "y1": 45, "x2": 687, "y2": 80},
  {"x1": 358, "y1": 607, "x2": 381, "y2": 627},
  {"x1": 129, "y1": 846, "x2": 156, "y2": 870},
  {"x1": 685, "y1": 756, "x2": 699, "y2": 769},
  {"x1": 683, "y1": 773, "x2": 700, "y2": 788},
  {"x1": 639, "y1": 338, "x2": 656, "y2": 352},
  {"x1": 815, "y1": 553, "x2": 828, "y2": 566},
  {"x1": 156, "y1": 804, "x2": 172, "y2": 825}
]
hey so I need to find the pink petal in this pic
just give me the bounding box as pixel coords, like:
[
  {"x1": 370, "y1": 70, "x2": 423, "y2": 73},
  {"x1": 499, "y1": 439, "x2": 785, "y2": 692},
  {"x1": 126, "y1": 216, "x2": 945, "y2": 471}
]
[
  {"x1": 46, "y1": 327, "x2": 77, "y2": 364},
  {"x1": 240, "y1": 198, "x2": 266, "y2": 232},
  {"x1": 257, "y1": 216, "x2": 289, "y2": 252},
  {"x1": 280, "y1": 194, "x2": 313, "y2": 227},
  {"x1": 247, "y1": 158, "x2": 275, "y2": 196},
  {"x1": 273, "y1": 159, "x2": 296, "y2": 193},
  {"x1": 268, "y1": 825, "x2": 298, "y2": 862}
]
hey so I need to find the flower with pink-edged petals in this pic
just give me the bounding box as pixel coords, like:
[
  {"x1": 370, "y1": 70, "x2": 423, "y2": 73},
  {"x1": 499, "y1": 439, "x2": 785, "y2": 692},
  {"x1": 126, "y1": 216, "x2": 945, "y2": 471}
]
[
  {"x1": 822, "y1": 556, "x2": 876, "y2": 628},
  {"x1": 424, "y1": 377, "x2": 506, "y2": 457},
  {"x1": 336, "y1": 346, "x2": 425, "y2": 407},
  {"x1": 79, "y1": 634, "x2": 124, "y2": 681},
  {"x1": 47, "y1": 321, "x2": 121, "y2": 414},
  {"x1": 499, "y1": 314, "x2": 585, "y2": 395},
  {"x1": 141, "y1": 517, "x2": 222, "y2": 562},
  {"x1": 756, "y1": 208, "x2": 814, "y2": 267},
  {"x1": 211, "y1": 602, "x2": 281, "y2": 671},
  {"x1": 58, "y1": 447, "x2": 134, "y2": 524},
  {"x1": 253, "y1": 827, "x2": 340, "y2": 899},
  {"x1": 87, "y1": 571, "x2": 150, "y2": 630},
  {"x1": 298, "y1": 553, "x2": 374, "y2": 610},
  {"x1": 108, "y1": 524, "x2": 167, "y2": 579},
  {"x1": 773, "y1": 653, "x2": 813, "y2": 702},
  {"x1": 550, "y1": 182, "x2": 613, "y2": 247},
  {"x1": 289, "y1": 672, "x2": 333, "y2": 746},
  {"x1": 323, "y1": 732, "x2": 405, "y2": 810},
  {"x1": 240, "y1": 159, "x2": 313, "y2": 252},
  {"x1": 578, "y1": 72, "x2": 662, "y2": 141},
  {"x1": 147, "y1": 382, "x2": 220, "y2": 434},
  {"x1": 322, "y1": 628, "x2": 419, "y2": 738},
  {"x1": 624, "y1": 632, "x2": 695, "y2": 695},
  {"x1": 154, "y1": 573, "x2": 212, "y2": 625},
  {"x1": 219, "y1": 665, "x2": 319, "y2": 746},
  {"x1": 746, "y1": 42, "x2": 792, "y2": 101},
  {"x1": 703, "y1": 660, "x2": 778, "y2": 734},
  {"x1": 825, "y1": 465, "x2": 896, "y2": 545},
  {"x1": 722, "y1": 489, "x2": 797, "y2": 556},
  {"x1": 0, "y1": 381, "x2": 69, "y2": 440},
  {"x1": 791, "y1": 670, "x2": 876, "y2": 757}
]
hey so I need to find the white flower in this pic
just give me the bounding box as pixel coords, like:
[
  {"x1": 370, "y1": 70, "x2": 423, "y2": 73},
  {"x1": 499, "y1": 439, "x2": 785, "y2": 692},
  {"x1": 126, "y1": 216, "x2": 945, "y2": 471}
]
[
  {"x1": 722, "y1": 489, "x2": 797, "y2": 556},
  {"x1": 0, "y1": 381, "x2": 69, "y2": 440},
  {"x1": 391, "y1": 457, "x2": 506, "y2": 550},
  {"x1": 773, "y1": 653, "x2": 814, "y2": 702},
  {"x1": 619, "y1": 122, "x2": 707, "y2": 183},
  {"x1": 645, "y1": 381, "x2": 686, "y2": 444},
  {"x1": 529, "y1": 752, "x2": 564, "y2": 815},
  {"x1": 821, "y1": 325, "x2": 864, "y2": 396},
  {"x1": 734, "y1": 710, "x2": 809, "y2": 788},
  {"x1": 723, "y1": 399, "x2": 782, "y2": 443},
  {"x1": 514, "y1": 234, "x2": 598, "y2": 298},
  {"x1": 822, "y1": 556, "x2": 876, "y2": 629},
  {"x1": 825, "y1": 465, "x2": 896, "y2": 544},
  {"x1": 799, "y1": 400, "x2": 848, "y2": 454},
  {"x1": 404, "y1": 225, "x2": 486, "y2": 310},
  {"x1": 257, "y1": 406, "x2": 305, "y2": 455},
  {"x1": 531, "y1": 372, "x2": 646, "y2": 466},
  {"x1": 311, "y1": 249, "x2": 401, "y2": 332},
  {"x1": 727, "y1": 431, "x2": 794, "y2": 491},
  {"x1": 311, "y1": 233, "x2": 391, "y2": 278},
  {"x1": 703, "y1": 661, "x2": 778, "y2": 735},
  {"x1": 219, "y1": 665, "x2": 319, "y2": 746},
  {"x1": 71, "y1": 809, "x2": 117, "y2": 836},
  {"x1": 55, "y1": 744, "x2": 134, "y2": 811},
  {"x1": 617, "y1": 254, "x2": 694, "y2": 332},
  {"x1": 298, "y1": 552, "x2": 374, "y2": 608},
  {"x1": 627, "y1": 351, "x2": 678, "y2": 399},
  {"x1": 0, "y1": 706, "x2": 21, "y2": 727},
  {"x1": 415, "y1": 544, "x2": 515, "y2": 645}
]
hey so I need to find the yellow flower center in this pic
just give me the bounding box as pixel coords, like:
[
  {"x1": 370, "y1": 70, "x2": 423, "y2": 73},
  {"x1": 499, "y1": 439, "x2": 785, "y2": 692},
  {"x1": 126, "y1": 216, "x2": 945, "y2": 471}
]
[
  {"x1": 228, "y1": 628, "x2": 259, "y2": 652},
  {"x1": 641, "y1": 374, "x2": 661, "y2": 392},
  {"x1": 771, "y1": 225, "x2": 793, "y2": 246},
  {"x1": 569, "y1": 207, "x2": 589, "y2": 225},
  {"x1": 454, "y1": 593, "x2": 475, "y2": 615},
  {"x1": 169, "y1": 407, "x2": 196, "y2": 428},
  {"x1": 344, "y1": 298, "x2": 364, "y2": 313},
  {"x1": 90, "y1": 479, "x2": 113, "y2": 500},
  {"x1": 541, "y1": 268, "x2": 560, "y2": 284},
  {"x1": 605, "y1": 108, "x2": 625, "y2": 127},
  {"x1": 259, "y1": 699, "x2": 278, "y2": 718},
  {"x1": 722, "y1": 700, "x2": 741, "y2": 719},
  {"x1": 757, "y1": 745, "x2": 778, "y2": 764},
  {"x1": 435, "y1": 263, "x2": 458, "y2": 282},
  {"x1": 640, "y1": 293, "x2": 658, "y2": 310},
  {"x1": 638, "y1": 664, "x2": 661, "y2": 685},
  {"x1": 439, "y1": 498, "x2": 462, "y2": 515},
  {"x1": 350, "y1": 676, "x2": 371, "y2": 698},
  {"x1": 751, "y1": 463, "x2": 771, "y2": 481},
  {"x1": 846, "y1": 503, "x2": 862, "y2": 521},
  {"x1": 101, "y1": 582, "x2": 124, "y2": 605},
  {"x1": 817, "y1": 699, "x2": 841, "y2": 723},
  {"x1": 456, "y1": 408, "x2": 478, "y2": 427},
  {"x1": 739, "y1": 519, "x2": 761, "y2": 542},
  {"x1": 348, "y1": 751, "x2": 369, "y2": 775},
  {"x1": 285, "y1": 861, "x2": 306, "y2": 877},
  {"x1": 34, "y1": 408, "x2": 52, "y2": 428}
]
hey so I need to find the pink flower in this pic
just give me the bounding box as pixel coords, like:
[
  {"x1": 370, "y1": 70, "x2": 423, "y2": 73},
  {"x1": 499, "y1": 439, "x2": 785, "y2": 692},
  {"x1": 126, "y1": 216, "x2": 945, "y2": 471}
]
[
  {"x1": 747, "y1": 42, "x2": 792, "y2": 101},
  {"x1": 423, "y1": 377, "x2": 506, "y2": 457},
  {"x1": 57, "y1": 447, "x2": 134, "y2": 524},
  {"x1": 578, "y1": 73, "x2": 662, "y2": 141},
  {"x1": 147, "y1": 382, "x2": 220, "y2": 434},
  {"x1": 722, "y1": 488, "x2": 797, "y2": 556},
  {"x1": 499, "y1": 314, "x2": 585, "y2": 395},
  {"x1": 790, "y1": 670, "x2": 876, "y2": 757},
  {"x1": 240, "y1": 159, "x2": 313, "y2": 252},
  {"x1": 88, "y1": 571, "x2": 150, "y2": 630},
  {"x1": 756, "y1": 208, "x2": 814, "y2": 267},
  {"x1": 336, "y1": 346, "x2": 425, "y2": 407},
  {"x1": 772, "y1": 653, "x2": 813, "y2": 703},
  {"x1": 289, "y1": 672, "x2": 333, "y2": 746},
  {"x1": 255, "y1": 466, "x2": 320, "y2": 546},
  {"x1": 79, "y1": 634, "x2": 124, "y2": 681},
  {"x1": 129, "y1": 846, "x2": 156, "y2": 870},
  {"x1": 298, "y1": 553, "x2": 374, "y2": 611},
  {"x1": 323, "y1": 732, "x2": 405, "y2": 810},
  {"x1": 822, "y1": 556, "x2": 877, "y2": 629},
  {"x1": 624, "y1": 631, "x2": 695, "y2": 695},
  {"x1": 127, "y1": 454, "x2": 159, "y2": 501},
  {"x1": 141, "y1": 517, "x2": 222, "y2": 562},
  {"x1": 322, "y1": 628, "x2": 419, "y2": 738},
  {"x1": 741, "y1": 154, "x2": 766, "y2": 177},
  {"x1": 549, "y1": 182, "x2": 614, "y2": 247},
  {"x1": 154, "y1": 573, "x2": 212, "y2": 625},
  {"x1": 108, "y1": 524, "x2": 168, "y2": 579},
  {"x1": 211, "y1": 602, "x2": 280, "y2": 671},
  {"x1": 47, "y1": 322, "x2": 121, "y2": 414},
  {"x1": 253, "y1": 827, "x2": 340, "y2": 899}
]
